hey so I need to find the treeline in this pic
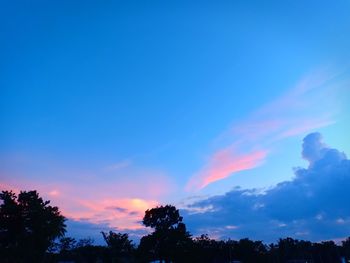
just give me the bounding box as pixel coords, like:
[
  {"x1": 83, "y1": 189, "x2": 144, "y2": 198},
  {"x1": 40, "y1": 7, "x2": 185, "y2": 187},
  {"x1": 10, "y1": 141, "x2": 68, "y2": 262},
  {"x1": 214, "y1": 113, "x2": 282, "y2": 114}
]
[
  {"x1": 49, "y1": 233, "x2": 350, "y2": 263},
  {"x1": 1, "y1": 190, "x2": 349, "y2": 263}
]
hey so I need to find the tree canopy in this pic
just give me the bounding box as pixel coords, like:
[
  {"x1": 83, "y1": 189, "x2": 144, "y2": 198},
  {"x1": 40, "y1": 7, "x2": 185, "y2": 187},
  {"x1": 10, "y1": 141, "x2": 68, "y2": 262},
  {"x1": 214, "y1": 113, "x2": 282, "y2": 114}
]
[
  {"x1": 0, "y1": 190, "x2": 66, "y2": 262},
  {"x1": 139, "y1": 205, "x2": 191, "y2": 263},
  {"x1": 143, "y1": 205, "x2": 183, "y2": 231},
  {"x1": 102, "y1": 230, "x2": 134, "y2": 259},
  {"x1": 1, "y1": 189, "x2": 350, "y2": 263}
]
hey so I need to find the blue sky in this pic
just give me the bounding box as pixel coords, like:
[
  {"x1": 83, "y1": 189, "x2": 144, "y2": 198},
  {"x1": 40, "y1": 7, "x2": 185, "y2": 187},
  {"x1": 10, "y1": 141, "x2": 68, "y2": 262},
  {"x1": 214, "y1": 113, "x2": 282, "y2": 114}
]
[{"x1": 1, "y1": 0, "x2": 350, "y2": 242}]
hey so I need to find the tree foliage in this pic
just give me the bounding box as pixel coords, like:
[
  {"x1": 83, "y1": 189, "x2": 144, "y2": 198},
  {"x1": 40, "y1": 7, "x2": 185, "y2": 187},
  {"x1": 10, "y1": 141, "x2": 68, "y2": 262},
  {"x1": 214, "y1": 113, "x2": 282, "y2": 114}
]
[
  {"x1": 1, "y1": 189, "x2": 350, "y2": 263},
  {"x1": 143, "y1": 204, "x2": 183, "y2": 231},
  {"x1": 139, "y1": 205, "x2": 191, "y2": 262},
  {"x1": 0, "y1": 190, "x2": 66, "y2": 262},
  {"x1": 102, "y1": 231, "x2": 135, "y2": 261}
]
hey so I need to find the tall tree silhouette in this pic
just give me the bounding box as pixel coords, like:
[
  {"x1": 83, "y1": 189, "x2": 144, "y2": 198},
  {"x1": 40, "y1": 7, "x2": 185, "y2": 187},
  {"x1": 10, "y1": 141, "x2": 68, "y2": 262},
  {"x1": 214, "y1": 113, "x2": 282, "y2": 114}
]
[
  {"x1": 342, "y1": 237, "x2": 350, "y2": 260},
  {"x1": 0, "y1": 190, "x2": 66, "y2": 262},
  {"x1": 101, "y1": 231, "x2": 134, "y2": 262},
  {"x1": 139, "y1": 205, "x2": 191, "y2": 263},
  {"x1": 143, "y1": 205, "x2": 183, "y2": 231}
]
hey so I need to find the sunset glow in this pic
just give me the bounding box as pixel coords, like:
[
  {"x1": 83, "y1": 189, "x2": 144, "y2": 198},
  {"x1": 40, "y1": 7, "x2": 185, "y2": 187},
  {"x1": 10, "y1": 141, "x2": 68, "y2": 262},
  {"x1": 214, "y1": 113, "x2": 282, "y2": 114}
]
[{"x1": 1, "y1": 0, "x2": 349, "y2": 245}]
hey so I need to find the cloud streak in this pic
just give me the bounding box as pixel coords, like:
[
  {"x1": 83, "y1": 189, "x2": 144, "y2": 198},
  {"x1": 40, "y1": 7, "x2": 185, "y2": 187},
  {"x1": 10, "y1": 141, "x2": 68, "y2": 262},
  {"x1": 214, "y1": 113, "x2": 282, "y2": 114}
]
[
  {"x1": 186, "y1": 69, "x2": 343, "y2": 190},
  {"x1": 187, "y1": 148, "x2": 268, "y2": 190}
]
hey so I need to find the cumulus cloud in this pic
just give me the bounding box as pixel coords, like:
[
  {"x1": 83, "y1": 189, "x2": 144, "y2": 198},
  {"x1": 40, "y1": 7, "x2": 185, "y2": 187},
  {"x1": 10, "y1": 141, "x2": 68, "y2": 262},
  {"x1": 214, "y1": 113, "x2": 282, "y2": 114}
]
[
  {"x1": 302, "y1": 132, "x2": 328, "y2": 165},
  {"x1": 183, "y1": 132, "x2": 350, "y2": 242},
  {"x1": 302, "y1": 132, "x2": 346, "y2": 167}
]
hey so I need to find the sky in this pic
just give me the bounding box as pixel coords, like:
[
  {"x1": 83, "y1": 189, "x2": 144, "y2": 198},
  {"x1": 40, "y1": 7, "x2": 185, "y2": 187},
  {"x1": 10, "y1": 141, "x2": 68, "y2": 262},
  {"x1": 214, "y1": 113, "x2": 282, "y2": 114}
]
[{"x1": 1, "y1": 0, "x2": 350, "y2": 243}]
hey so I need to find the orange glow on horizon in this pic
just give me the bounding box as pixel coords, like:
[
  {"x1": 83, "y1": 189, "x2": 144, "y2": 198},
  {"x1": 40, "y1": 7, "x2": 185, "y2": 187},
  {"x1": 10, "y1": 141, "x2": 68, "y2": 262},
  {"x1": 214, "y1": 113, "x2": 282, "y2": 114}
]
[{"x1": 0, "y1": 179, "x2": 160, "y2": 230}]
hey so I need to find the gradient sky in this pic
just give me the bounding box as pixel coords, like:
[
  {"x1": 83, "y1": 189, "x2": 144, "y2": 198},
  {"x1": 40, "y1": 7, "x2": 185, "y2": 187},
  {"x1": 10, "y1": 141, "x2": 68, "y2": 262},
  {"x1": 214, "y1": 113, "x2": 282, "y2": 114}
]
[{"x1": 1, "y1": 0, "x2": 350, "y2": 243}]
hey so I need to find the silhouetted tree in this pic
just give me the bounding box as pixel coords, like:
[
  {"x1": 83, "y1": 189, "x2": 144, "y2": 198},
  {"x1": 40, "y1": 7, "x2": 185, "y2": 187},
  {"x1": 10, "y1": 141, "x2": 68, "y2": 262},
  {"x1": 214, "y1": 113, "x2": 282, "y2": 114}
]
[
  {"x1": 139, "y1": 205, "x2": 192, "y2": 263},
  {"x1": 143, "y1": 205, "x2": 183, "y2": 231},
  {"x1": 276, "y1": 237, "x2": 319, "y2": 263},
  {"x1": 0, "y1": 190, "x2": 66, "y2": 262},
  {"x1": 50, "y1": 236, "x2": 109, "y2": 263},
  {"x1": 341, "y1": 237, "x2": 350, "y2": 260},
  {"x1": 73, "y1": 238, "x2": 109, "y2": 263},
  {"x1": 76, "y1": 237, "x2": 94, "y2": 248},
  {"x1": 57, "y1": 236, "x2": 77, "y2": 253},
  {"x1": 234, "y1": 238, "x2": 268, "y2": 263},
  {"x1": 314, "y1": 240, "x2": 341, "y2": 263},
  {"x1": 52, "y1": 236, "x2": 77, "y2": 261},
  {"x1": 138, "y1": 232, "x2": 158, "y2": 262},
  {"x1": 102, "y1": 231, "x2": 135, "y2": 262},
  {"x1": 190, "y1": 234, "x2": 225, "y2": 262}
]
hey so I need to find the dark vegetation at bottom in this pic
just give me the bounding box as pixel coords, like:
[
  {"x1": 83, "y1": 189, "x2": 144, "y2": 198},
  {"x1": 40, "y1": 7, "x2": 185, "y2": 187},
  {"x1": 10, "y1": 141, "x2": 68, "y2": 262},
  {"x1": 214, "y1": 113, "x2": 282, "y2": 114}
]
[
  {"x1": 45, "y1": 234, "x2": 350, "y2": 263},
  {"x1": 1, "y1": 190, "x2": 349, "y2": 263}
]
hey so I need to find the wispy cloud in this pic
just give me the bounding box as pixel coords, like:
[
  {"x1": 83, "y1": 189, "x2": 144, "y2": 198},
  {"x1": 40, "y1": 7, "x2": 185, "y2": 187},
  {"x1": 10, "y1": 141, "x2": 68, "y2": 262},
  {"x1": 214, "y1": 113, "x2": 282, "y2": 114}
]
[
  {"x1": 186, "y1": 148, "x2": 268, "y2": 191},
  {"x1": 103, "y1": 159, "x2": 132, "y2": 172},
  {"x1": 186, "y1": 69, "x2": 343, "y2": 190}
]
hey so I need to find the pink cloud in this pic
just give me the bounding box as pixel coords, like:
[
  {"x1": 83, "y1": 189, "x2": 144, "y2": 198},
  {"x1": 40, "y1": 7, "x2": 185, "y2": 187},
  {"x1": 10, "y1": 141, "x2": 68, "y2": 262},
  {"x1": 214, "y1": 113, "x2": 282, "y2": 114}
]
[
  {"x1": 187, "y1": 148, "x2": 268, "y2": 190},
  {"x1": 0, "y1": 178, "x2": 159, "y2": 230},
  {"x1": 0, "y1": 181, "x2": 21, "y2": 194},
  {"x1": 0, "y1": 162, "x2": 173, "y2": 230},
  {"x1": 62, "y1": 198, "x2": 158, "y2": 230},
  {"x1": 187, "y1": 68, "x2": 343, "y2": 191}
]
